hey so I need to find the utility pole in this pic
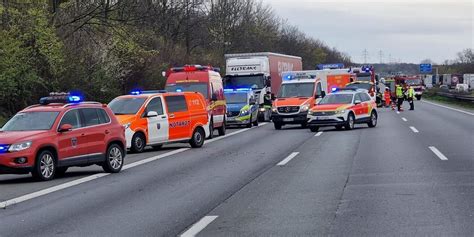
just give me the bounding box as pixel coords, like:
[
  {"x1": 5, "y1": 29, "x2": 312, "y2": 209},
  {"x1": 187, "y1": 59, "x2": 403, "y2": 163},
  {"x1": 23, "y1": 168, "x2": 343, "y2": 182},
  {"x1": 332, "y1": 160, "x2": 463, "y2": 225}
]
[
  {"x1": 379, "y1": 50, "x2": 383, "y2": 64},
  {"x1": 362, "y1": 49, "x2": 369, "y2": 64}
]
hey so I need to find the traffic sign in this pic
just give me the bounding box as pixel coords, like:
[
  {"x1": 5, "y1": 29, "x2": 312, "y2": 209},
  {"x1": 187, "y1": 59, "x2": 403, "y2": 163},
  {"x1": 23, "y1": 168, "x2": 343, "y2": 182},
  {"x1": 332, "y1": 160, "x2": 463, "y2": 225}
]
[{"x1": 420, "y1": 64, "x2": 432, "y2": 73}]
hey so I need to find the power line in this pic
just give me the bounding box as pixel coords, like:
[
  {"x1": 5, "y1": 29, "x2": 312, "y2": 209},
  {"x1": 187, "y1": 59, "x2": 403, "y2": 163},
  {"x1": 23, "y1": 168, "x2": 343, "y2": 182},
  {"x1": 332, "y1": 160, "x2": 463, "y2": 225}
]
[
  {"x1": 379, "y1": 50, "x2": 383, "y2": 64},
  {"x1": 362, "y1": 49, "x2": 369, "y2": 64}
]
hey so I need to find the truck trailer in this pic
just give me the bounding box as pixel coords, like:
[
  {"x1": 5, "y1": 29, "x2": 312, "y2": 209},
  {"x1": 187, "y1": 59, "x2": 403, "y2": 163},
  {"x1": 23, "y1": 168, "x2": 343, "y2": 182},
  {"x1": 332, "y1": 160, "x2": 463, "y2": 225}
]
[{"x1": 224, "y1": 52, "x2": 303, "y2": 121}]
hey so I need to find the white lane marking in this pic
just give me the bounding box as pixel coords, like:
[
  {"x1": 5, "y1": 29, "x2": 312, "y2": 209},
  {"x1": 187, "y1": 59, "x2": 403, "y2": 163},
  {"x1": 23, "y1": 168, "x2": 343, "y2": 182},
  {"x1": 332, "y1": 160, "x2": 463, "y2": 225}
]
[
  {"x1": 0, "y1": 173, "x2": 109, "y2": 209},
  {"x1": 180, "y1": 215, "x2": 218, "y2": 237},
  {"x1": 422, "y1": 100, "x2": 474, "y2": 116},
  {"x1": 429, "y1": 146, "x2": 448, "y2": 161},
  {"x1": 396, "y1": 111, "x2": 400, "y2": 114},
  {"x1": 402, "y1": 117, "x2": 407, "y2": 122},
  {"x1": 409, "y1": 126, "x2": 419, "y2": 133},
  {"x1": 315, "y1": 131, "x2": 323, "y2": 137},
  {"x1": 205, "y1": 122, "x2": 267, "y2": 145},
  {"x1": 0, "y1": 125, "x2": 264, "y2": 209},
  {"x1": 277, "y1": 152, "x2": 299, "y2": 166},
  {"x1": 123, "y1": 148, "x2": 189, "y2": 170}
]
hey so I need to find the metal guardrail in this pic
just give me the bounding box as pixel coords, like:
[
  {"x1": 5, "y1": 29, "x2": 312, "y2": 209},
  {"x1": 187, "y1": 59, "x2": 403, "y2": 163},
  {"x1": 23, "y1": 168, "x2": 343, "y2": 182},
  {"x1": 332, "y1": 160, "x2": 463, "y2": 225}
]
[{"x1": 436, "y1": 92, "x2": 474, "y2": 102}]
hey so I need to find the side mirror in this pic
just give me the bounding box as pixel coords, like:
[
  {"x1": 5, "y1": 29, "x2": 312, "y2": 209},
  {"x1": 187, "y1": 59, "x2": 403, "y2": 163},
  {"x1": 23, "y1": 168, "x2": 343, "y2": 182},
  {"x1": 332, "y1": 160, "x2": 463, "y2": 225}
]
[
  {"x1": 354, "y1": 100, "x2": 362, "y2": 105},
  {"x1": 147, "y1": 111, "x2": 158, "y2": 117},
  {"x1": 59, "y1": 124, "x2": 73, "y2": 132},
  {"x1": 266, "y1": 77, "x2": 272, "y2": 87},
  {"x1": 211, "y1": 94, "x2": 218, "y2": 101}
]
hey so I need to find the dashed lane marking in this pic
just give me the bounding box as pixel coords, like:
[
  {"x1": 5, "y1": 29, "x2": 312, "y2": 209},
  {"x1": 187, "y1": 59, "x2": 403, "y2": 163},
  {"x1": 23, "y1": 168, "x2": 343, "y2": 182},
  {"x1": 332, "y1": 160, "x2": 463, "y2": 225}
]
[
  {"x1": 315, "y1": 131, "x2": 323, "y2": 137},
  {"x1": 180, "y1": 215, "x2": 218, "y2": 237},
  {"x1": 277, "y1": 152, "x2": 300, "y2": 166},
  {"x1": 429, "y1": 146, "x2": 448, "y2": 161},
  {"x1": 402, "y1": 117, "x2": 407, "y2": 122},
  {"x1": 409, "y1": 126, "x2": 419, "y2": 133}
]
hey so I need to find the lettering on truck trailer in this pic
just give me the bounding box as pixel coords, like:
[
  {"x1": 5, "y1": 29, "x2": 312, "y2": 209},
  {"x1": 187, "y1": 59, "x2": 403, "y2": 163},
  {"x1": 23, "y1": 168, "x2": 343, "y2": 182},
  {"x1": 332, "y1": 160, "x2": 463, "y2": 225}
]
[{"x1": 278, "y1": 62, "x2": 295, "y2": 76}]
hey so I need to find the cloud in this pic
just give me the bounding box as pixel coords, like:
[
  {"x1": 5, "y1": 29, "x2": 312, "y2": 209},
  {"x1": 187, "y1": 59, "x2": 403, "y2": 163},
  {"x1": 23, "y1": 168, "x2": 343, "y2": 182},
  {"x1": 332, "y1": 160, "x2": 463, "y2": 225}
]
[{"x1": 263, "y1": 0, "x2": 473, "y2": 63}]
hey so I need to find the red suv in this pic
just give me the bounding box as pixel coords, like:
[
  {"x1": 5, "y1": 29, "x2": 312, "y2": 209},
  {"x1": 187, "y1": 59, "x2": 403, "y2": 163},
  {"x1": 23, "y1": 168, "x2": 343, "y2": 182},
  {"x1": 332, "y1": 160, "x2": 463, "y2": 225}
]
[{"x1": 0, "y1": 93, "x2": 126, "y2": 181}]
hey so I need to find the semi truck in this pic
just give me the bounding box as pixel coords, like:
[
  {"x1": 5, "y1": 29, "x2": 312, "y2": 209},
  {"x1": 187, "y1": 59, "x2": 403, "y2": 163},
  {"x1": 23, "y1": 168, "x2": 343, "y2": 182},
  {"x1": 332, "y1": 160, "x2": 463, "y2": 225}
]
[{"x1": 224, "y1": 52, "x2": 303, "y2": 121}]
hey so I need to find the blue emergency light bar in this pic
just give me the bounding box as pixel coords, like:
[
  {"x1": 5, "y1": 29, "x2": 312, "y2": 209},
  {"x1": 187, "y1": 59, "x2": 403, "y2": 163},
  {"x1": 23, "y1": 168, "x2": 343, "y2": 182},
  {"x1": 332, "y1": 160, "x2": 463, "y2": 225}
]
[
  {"x1": 224, "y1": 88, "x2": 251, "y2": 93},
  {"x1": 331, "y1": 87, "x2": 358, "y2": 93},
  {"x1": 130, "y1": 90, "x2": 167, "y2": 95},
  {"x1": 39, "y1": 92, "x2": 84, "y2": 105}
]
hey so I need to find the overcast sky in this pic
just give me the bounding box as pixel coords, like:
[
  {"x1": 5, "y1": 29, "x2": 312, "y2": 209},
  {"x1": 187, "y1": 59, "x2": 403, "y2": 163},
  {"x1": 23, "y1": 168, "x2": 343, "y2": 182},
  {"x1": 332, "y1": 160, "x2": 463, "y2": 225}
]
[{"x1": 262, "y1": 0, "x2": 473, "y2": 64}]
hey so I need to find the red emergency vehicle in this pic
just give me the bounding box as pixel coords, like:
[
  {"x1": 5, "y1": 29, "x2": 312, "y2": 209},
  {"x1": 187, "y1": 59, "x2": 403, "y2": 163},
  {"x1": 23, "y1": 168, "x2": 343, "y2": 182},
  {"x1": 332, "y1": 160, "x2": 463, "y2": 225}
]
[{"x1": 165, "y1": 65, "x2": 226, "y2": 138}]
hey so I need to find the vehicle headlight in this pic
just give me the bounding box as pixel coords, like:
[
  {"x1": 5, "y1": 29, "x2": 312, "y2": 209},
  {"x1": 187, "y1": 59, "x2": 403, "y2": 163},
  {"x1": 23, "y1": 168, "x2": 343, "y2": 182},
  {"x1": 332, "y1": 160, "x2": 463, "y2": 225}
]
[
  {"x1": 123, "y1": 123, "x2": 131, "y2": 129},
  {"x1": 240, "y1": 110, "x2": 249, "y2": 115},
  {"x1": 308, "y1": 110, "x2": 315, "y2": 116},
  {"x1": 300, "y1": 104, "x2": 310, "y2": 112},
  {"x1": 8, "y1": 141, "x2": 32, "y2": 152},
  {"x1": 336, "y1": 110, "x2": 346, "y2": 114}
]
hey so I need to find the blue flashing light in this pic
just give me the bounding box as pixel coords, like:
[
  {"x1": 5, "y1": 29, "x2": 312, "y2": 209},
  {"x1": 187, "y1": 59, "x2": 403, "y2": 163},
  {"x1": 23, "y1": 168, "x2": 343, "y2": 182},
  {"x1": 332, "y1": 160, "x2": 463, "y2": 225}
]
[
  {"x1": 68, "y1": 95, "x2": 82, "y2": 103},
  {"x1": 284, "y1": 75, "x2": 293, "y2": 81},
  {"x1": 224, "y1": 89, "x2": 234, "y2": 92},
  {"x1": 130, "y1": 90, "x2": 141, "y2": 95},
  {"x1": 236, "y1": 88, "x2": 251, "y2": 91},
  {"x1": 331, "y1": 87, "x2": 338, "y2": 92},
  {"x1": 176, "y1": 88, "x2": 183, "y2": 92},
  {"x1": 0, "y1": 145, "x2": 9, "y2": 153}
]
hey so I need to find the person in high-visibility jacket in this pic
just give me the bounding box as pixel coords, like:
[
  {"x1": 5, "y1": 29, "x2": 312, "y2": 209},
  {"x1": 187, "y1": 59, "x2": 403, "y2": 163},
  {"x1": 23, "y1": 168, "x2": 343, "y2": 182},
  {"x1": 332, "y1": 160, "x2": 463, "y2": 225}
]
[
  {"x1": 384, "y1": 88, "x2": 391, "y2": 107},
  {"x1": 396, "y1": 84, "x2": 404, "y2": 111},
  {"x1": 407, "y1": 86, "x2": 415, "y2": 110}
]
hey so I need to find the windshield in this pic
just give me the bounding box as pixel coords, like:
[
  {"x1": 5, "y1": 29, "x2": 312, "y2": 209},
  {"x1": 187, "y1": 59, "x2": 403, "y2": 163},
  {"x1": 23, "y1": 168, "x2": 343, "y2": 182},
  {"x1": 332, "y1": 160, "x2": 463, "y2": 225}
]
[
  {"x1": 225, "y1": 93, "x2": 248, "y2": 104},
  {"x1": 165, "y1": 83, "x2": 208, "y2": 98},
  {"x1": 109, "y1": 98, "x2": 146, "y2": 115},
  {"x1": 318, "y1": 94, "x2": 354, "y2": 105},
  {"x1": 356, "y1": 73, "x2": 371, "y2": 82},
  {"x1": 224, "y1": 75, "x2": 264, "y2": 90},
  {"x1": 278, "y1": 83, "x2": 315, "y2": 98},
  {"x1": 405, "y1": 79, "x2": 422, "y2": 85},
  {"x1": 1, "y1": 112, "x2": 59, "y2": 131},
  {"x1": 346, "y1": 83, "x2": 372, "y2": 90}
]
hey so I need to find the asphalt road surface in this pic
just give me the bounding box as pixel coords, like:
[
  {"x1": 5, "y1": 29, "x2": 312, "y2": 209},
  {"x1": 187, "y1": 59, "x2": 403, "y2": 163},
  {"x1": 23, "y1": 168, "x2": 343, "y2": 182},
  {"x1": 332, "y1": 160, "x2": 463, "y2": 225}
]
[{"x1": 0, "y1": 100, "x2": 473, "y2": 237}]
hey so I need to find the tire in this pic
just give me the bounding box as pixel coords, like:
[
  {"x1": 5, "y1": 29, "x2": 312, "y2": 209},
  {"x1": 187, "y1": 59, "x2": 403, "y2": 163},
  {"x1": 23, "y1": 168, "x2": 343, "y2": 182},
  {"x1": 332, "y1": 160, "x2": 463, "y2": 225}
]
[
  {"x1": 310, "y1": 126, "x2": 319, "y2": 132},
  {"x1": 190, "y1": 127, "x2": 205, "y2": 148},
  {"x1": 345, "y1": 113, "x2": 355, "y2": 130},
  {"x1": 301, "y1": 122, "x2": 308, "y2": 128},
  {"x1": 102, "y1": 144, "x2": 124, "y2": 173},
  {"x1": 416, "y1": 95, "x2": 422, "y2": 100},
  {"x1": 274, "y1": 122, "x2": 282, "y2": 130},
  {"x1": 32, "y1": 150, "x2": 56, "y2": 181},
  {"x1": 253, "y1": 115, "x2": 259, "y2": 126},
  {"x1": 208, "y1": 120, "x2": 214, "y2": 139},
  {"x1": 152, "y1": 144, "x2": 163, "y2": 150},
  {"x1": 335, "y1": 125, "x2": 343, "y2": 130},
  {"x1": 218, "y1": 118, "x2": 226, "y2": 136},
  {"x1": 368, "y1": 111, "x2": 378, "y2": 128},
  {"x1": 131, "y1": 132, "x2": 146, "y2": 153},
  {"x1": 246, "y1": 116, "x2": 253, "y2": 128},
  {"x1": 56, "y1": 167, "x2": 68, "y2": 176}
]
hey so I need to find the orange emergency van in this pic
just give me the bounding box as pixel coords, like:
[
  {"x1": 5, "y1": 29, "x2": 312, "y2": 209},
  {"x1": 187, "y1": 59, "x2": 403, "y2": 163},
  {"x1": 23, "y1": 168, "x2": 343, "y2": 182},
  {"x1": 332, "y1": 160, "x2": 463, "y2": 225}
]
[
  {"x1": 165, "y1": 65, "x2": 226, "y2": 139},
  {"x1": 272, "y1": 70, "x2": 352, "y2": 129},
  {"x1": 109, "y1": 91, "x2": 209, "y2": 153}
]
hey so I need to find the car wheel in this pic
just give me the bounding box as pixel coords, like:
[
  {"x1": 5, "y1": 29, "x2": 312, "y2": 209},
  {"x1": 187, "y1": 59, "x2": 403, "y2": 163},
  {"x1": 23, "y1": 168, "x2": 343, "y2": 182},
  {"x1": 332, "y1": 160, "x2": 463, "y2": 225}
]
[
  {"x1": 32, "y1": 150, "x2": 56, "y2": 181},
  {"x1": 208, "y1": 120, "x2": 214, "y2": 139},
  {"x1": 301, "y1": 122, "x2": 308, "y2": 128},
  {"x1": 310, "y1": 126, "x2": 319, "y2": 132},
  {"x1": 102, "y1": 144, "x2": 124, "y2": 173},
  {"x1": 253, "y1": 115, "x2": 259, "y2": 126},
  {"x1": 56, "y1": 167, "x2": 68, "y2": 176},
  {"x1": 131, "y1": 132, "x2": 146, "y2": 153},
  {"x1": 190, "y1": 127, "x2": 205, "y2": 148},
  {"x1": 218, "y1": 118, "x2": 226, "y2": 136},
  {"x1": 152, "y1": 144, "x2": 163, "y2": 150},
  {"x1": 368, "y1": 111, "x2": 378, "y2": 127},
  {"x1": 335, "y1": 125, "x2": 343, "y2": 130},
  {"x1": 274, "y1": 122, "x2": 282, "y2": 130},
  {"x1": 345, "y1": 113, "x2": 355, "y2": 130}
]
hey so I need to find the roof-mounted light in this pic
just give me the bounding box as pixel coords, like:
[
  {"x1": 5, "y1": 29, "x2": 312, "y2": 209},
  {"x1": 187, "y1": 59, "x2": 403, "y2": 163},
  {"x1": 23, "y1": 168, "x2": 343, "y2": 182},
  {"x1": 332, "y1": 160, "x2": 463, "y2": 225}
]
[{"x1": 39, "y1": 92, "x2": 83, "y2": 105}]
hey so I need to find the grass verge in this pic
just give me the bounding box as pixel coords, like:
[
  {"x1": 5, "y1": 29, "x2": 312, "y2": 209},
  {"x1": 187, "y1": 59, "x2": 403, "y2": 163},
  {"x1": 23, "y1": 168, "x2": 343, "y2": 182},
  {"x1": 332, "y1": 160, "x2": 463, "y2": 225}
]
[{"x1": 423, "y1": 91, "x2": 474, "y2": 111}]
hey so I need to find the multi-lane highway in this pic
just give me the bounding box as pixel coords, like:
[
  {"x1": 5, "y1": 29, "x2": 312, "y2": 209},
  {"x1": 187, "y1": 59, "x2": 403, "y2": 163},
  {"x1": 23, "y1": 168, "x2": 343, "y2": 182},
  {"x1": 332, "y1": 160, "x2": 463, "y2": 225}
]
[{"x1": 0, "y1": 100, "x2": 473, "y2": 236}]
